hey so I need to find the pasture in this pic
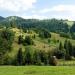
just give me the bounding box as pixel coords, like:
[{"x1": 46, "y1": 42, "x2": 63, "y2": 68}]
[{"x1": 0, "y1": 66, "x2": 75, "y2": 75}]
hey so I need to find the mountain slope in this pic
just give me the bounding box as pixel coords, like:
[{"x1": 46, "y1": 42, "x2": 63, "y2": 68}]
[
  {"x1": 0, "y1": 16, "x2": 74, "y2": 33},
  {"x1": 0, "y1": 16, "x2": 5, "y2": 21}
]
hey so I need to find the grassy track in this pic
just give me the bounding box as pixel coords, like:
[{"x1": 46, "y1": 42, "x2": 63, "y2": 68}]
[{"x1": 0, "y1": 66, "x2": 75, "y2": 75}]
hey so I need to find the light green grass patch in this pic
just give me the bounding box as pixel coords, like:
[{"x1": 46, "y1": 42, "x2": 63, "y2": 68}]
[{"x1": 0, "y1": 66, "x2": 75, "y2": 75}]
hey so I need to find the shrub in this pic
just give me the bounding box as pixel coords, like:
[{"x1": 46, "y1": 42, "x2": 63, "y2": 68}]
[
  {"x1": 23, "y1": 36, "x2": 34, "y2": 46},
  {"x1": 18, "y1": 35, "x2": 23, "y2": 44},
  {"x1": 39, "y1": 29, "x2": 51, "y2": 38},
  {"x1": 59, "y1": 32, "x2": 70, "y2": 38},
  {"x1": 49, "y1": 56, "x2": 58, "y2": 66}
]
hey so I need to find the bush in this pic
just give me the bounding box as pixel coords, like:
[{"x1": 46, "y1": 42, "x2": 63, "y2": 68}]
[
  {"x1": 49, "y1": 56, "x2": 58, "y2": 66},
  {"x1": 71, "y1": 33, "x2": 75, "y2": 40},
  {"x1": 39, "y1": 29, "x2": 51, "y2": 38},
  {"x1": 23, "y1": 36, "x2": 34, "y2": 46},
  {"x1": 24, "y1": 47, "x2": 33, "y2": 65},
  {"x1": 18, "y1": 35, "x2": 23, "y2": 44},
  {"x1": 33, "y1": 50, "x2": 41, "y2": 65},
  {"x1": 54, "y1": 50, "x2": 65, "y2": 59},
  {"x1": 16, "y1": 48, "x2": 23, "y2": 65},
  {"x1": 0, "y1": 29, "x2": 14, "y2": 53},
  {"x1": 59, "y1": 32, "x2": 70, "y2": 38},
  {"x1": 65, "y1": 55, "x2": 72, "y2": 60}
]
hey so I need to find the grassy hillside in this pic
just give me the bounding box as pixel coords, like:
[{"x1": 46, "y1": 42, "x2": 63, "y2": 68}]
[
  {"x1": 0, "y1": 66, "x2": 75, "y2": 75},
  {"x1": 7, "y1": 28, "x2": 75, "y2": 59},
  {"x1": 64, "y1": 20, "x2": 74, "y2": 27},
  {"x1": 0, "y1": 26, "x2": 75, "y2": 75},
  {"x1": 10, "y1": 28, "x2": 75, "y2": 55}
]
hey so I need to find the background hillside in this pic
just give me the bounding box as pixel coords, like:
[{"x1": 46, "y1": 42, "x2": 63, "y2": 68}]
[{"x1": 0, "y1": 16, "x2": 75, "y2": 33}]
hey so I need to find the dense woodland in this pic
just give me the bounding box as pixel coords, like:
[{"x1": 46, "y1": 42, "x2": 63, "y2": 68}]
[{"x1": 0, "y1": 16, "x2": 75, "y2": 66}]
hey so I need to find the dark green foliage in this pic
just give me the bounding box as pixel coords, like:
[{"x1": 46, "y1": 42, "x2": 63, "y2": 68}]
[
  {"x1": 70, "y1": 22, "x2": 75, "y2": 32},
  {"x1": 0, "y1": 29, "x2": 14, "y2": 65},
  {"x1": 59, "y1": 32, "x2": 70, "y2": 38},
  {"x1": 49, "y1": 56, "x2": 58, "y2": 66},
  {"x1": 33, "y1": 50, "x2": 41, "y2": 65},
  {"x1": 71, "y1": 33, "x2": 75, "y2": 40},
  {"x1": 3, "y1": 54, "x2": 12, "y2": 65},
  {"x1": 59, "y1": 42, "x2": 63, "y2": 50},
  {"x1": 32, "y1": 34, "x2": 36, "y2": 39},
  {"x1": 0, "y1": 29, "x2": 14, "y2": 53},
  {"x1": 0, "y1": 16, "x2": 5, "y2": 21},
  {"x1": 47, "y1": 50, "x2": 58, "y2": 66},
  {"x1": 23, "y1": 28, "x2": 27, "y2": 33},
  {"x1": 53, "y1": 42, "x2": 65, "y2": 59},
  {"x1": 0, "y1": 52, "x2": 4, "y2": 65},
  {"x1": 54, "y1": 50, "x2": 65, "y2": 59},
  {"x1": 39, "y1": 29, "x2": 51, "y2": 38},
  {"x1": 39, "y1": 50, "x2": 48, "y2": 65},
  {"x1": 18, "y1": 35, "x2": 23, "y2": 44},
  {"x1": 64, "y1": 40, "x2": 73, "y2": 60},
  {"x1": 0, "y1": 29, "x2": 14, "y2": 41},
  {"x1": 16, "y1": 48, "x2": 23, "y2": 65},
  {"x1": 64, "y1": 40, "x2": 68, "y2": 49},
  {"x1": 0, "y1": 17, "x2": 69, "y2": 34},
  {"x1": 72, "y1": 46, "x2": 75, "y2": 57},
  {"x1": 48, "y1": 39, "x2": 51, "y2": 43},
  {"x1": 67, "y1": 41, "x2": 73, "y2": 56},
  {"x1": 0, "y1": 38, "x2": 11, "y2": 53},
  {"x1": 24, "y1": 47, "x2": 33, "y2": 65},
  {"x1": 23, "y1": 36, "x2": 34, "y2": 45}
]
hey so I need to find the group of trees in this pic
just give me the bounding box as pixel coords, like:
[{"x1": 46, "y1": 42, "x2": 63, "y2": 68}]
[
  {"x1": 18, "y1": 35, "x2": 34, "y2": 46},
  {"x1": 1, "y1": 16, "x2": 75, "y2": 40},
  {"x1": 12, "y1": 47, "x2": 58, "y2": 66},
  {"x1": 59, "y1": 32, "x2": 70, "y2": 38},
  {"x1": 0, "y1": 29, "x2": 14, "y2": 65},
  {"x1": 39, "y1": 29, "x2": 51, "y2": 38},
  {"x1": 54, "y1": 40, "x2": 75, "y2": 60},
  {"x1": 0, "y1": 29, "x2": 75, "y2": 66},
  {"x1": 0, "y1": 29, "x2": 14, "y2": 53},
  {"x1": 0, "y1": 17, "x2": 70, "y2": 33},
  {"x1": 0, "y1": 47, "x2": 58, "y2": 66}
]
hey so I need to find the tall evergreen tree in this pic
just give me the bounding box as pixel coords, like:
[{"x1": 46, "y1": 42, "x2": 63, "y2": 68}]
[
  {"x1": 64, "y1": 40, "x2": 72, "y2": 60},
  {"x1": 33, "y1": 50, "x2": 41, "y2": 65},
  {"x1": 18, "y1": 35, "x2": 23, "y2": 44},
  {"x1": 17, "y1": 48, "x2": 23, "y2": 65},
  {"x1": 24, "y1": 47, "x2": 32, "y2": 65},
  {"x1": 68, "y1": 41, "x2": 73, "y2": 56},
  {"x1": 59, "y1": 42, "x2": 63, "y2": 50}
]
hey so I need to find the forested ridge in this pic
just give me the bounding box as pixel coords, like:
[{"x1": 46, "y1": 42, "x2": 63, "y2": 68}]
[{"x1": 0, "y1": 16, "x2": 75, "y2": 33}]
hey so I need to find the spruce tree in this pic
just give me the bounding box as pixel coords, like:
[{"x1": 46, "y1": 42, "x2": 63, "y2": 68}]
[
  {"x1": 17, "y1": 48, "x2": 23, "y2": 65},
  {"x1": 33, "y1": 50, "x2": 41, "y2": 65},
  {"x1": 24, "y1": 47, "x2": 32, "y2": 65}
]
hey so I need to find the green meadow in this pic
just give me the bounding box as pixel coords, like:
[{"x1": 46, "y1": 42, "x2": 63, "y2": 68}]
[{"x1": 0, "y1": 66, "x2": 75, "y2": 75}]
